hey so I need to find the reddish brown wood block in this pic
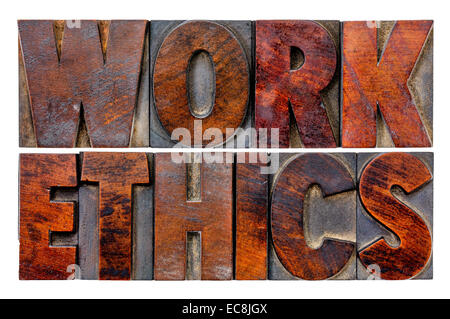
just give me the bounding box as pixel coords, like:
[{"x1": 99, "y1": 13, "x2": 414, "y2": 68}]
[
  {"x1": 255, "y1": 21, "x2": 337, "y2": 148},
  {"x1": 342, "y1": 21, "x2": 433, "y2": 147},
  {"x1": 236, "y1": 153, "x2": 268, "y2": 280},
  {"x1": 154, "y1": 153, "x2": 233, "y2": 279},
  {"x1": 358, "y1": 153, "x2": 432, "y2": 279},
  {"x1": 19, "y1": 154, "x2": 77, "y2": 279},
  {"x1": 81, "y1": 152, "x2": 149, "y2": 280},
  {"x1": 153, "y1": 21, "x2": 249, "y2": 147},
  {"x1": 271, "y1": 154, "x2": 355, "y2": 280},
  {"x1": 18, "y1": 20, "x2": 147, "y2": 147}
]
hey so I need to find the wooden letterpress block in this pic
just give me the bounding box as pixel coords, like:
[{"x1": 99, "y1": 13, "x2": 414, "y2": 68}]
[
  {"x1": 19, "y1": 154, "x2": 78, "y2": 279},
  {"x1": 255, "y1": 21, "x2": 340, "y2": 148},
  {"x1": 150, "y1": 21, "x2": 252, "y2": 148},
  {"x1": 236, "y1": 153, "x2": 269, "y2": 280},
  {"x1": 18, "y1": 20, "x2": 148, "y2": 147},
  {"x1": 81, "y1": 152, "x2": 150, "y2": 280},
  {"x1": 269, "y1": 153, "x2": 356, "y2": 280},
  {"x1": 77, "y1": 153, "x2": 154, "y2": 280},
  {"x1": 342, "y1": 21, "x2": 433, "y2": 147},
  {"x1": 154, "y1": 153, "x2": 233, "y2": 279},
  {"x1": 357, "y1": 153, "x2": 433, "y2": 279}
]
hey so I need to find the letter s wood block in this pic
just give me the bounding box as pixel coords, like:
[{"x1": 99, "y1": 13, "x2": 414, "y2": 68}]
[
  {"x1": 19, "y1": 154, "x2": 78, "y2": 279},
  {"x1": 255, "y1": 21, "x2": 340, "y2": 148},
  {"x1": 342, "y1": 21, "x2": 433, "y2": 147},
  {"x1": 18, "y1": 20, "x2": 148, "y2": 147},
  {"x1": 357, "y1": 153, "x2": 433, "y2": 279},
  {"x1": 269, "y1": 153, "x2": 357, "y2": 280}
]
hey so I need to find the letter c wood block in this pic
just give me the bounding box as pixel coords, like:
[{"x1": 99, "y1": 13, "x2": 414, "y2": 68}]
[
  {"x1": 358, "y1": 153, "x2": 432, "y2": 279},
  {"x1": 153, "y1": 21, "x2": 250, "y2": 147},
  {"x1": 271, "y1": 154, "x2": 355, "y2": 280}
]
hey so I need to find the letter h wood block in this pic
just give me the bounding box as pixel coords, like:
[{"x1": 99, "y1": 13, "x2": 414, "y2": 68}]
[{"x1": 154, "y1": 153, "x2": 233, "y2": 279}]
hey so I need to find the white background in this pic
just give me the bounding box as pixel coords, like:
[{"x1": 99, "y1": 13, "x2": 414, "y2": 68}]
[{"x1": 0, "y1": 0, "x2": 448, "y2": 299}]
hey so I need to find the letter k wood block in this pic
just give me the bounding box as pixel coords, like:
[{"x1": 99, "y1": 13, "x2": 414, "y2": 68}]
[{"x1": 342, "y1": 21, "x2": 433, "y2": 147}]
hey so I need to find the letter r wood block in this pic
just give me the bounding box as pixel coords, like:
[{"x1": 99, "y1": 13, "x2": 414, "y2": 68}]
[
  {"x1": 154, "y1": 153, "x2": 233, "y2": 279},
  {"x1": 342, "y1": 21, "x2": 433, "y2": 147},
  {"x1": 255, "y1": 21, "x2": 340, "y2": 148}
]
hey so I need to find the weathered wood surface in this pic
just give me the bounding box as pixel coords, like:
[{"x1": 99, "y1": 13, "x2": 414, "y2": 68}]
[
  {"x1": 358, "y1": 152, "x2": 433, "y2": 279},
  {"x1": 151, "y1": 21, "x2": 251, "y2": 148},
  {"x1": 154, "y1": 153, "x2": 233, "y2": 279},
  {"x1": 19, "y1": 154, "x2": 78, "y2": 279},
  {"x1": 18, "y1": 20, "x2": 147, "y2": 147},
  {"x1": 342, "y1": 21, "x2": 433, "y2": 147},
  {"x1": 81, "y1": 152, "x2": 149, "y2": 280},
  {"x1": 236, "y1": 153, "x2": 268, "y2": 279},
  {"x1": 270, "y1": 153, "x2": 355, "y2": 280},
  {"x1": 255, "y1": 21, "x2": 338, "y2": 148}
]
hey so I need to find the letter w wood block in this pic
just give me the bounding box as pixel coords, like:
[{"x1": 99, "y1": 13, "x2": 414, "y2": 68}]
[{"x1": 18, "y1": 20, "x2": 147, "y2": 147}]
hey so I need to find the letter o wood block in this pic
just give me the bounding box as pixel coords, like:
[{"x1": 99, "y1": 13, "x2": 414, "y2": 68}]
[{"x1": 153, "y1": 21, "x2": 249, "y2": 147}]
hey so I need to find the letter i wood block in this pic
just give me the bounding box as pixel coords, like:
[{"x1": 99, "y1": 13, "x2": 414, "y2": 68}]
[
  {"x1": 269, "y1": 153, "x2": 357, "y2": 280},
  {"x1": 342, "y1": 21, "x2": 433, "y2": 147},
  {"x1": 236, "y1": 153, "x2": 269, "y2": 280},
  {"x1": 255, "y1": 21, "x2": 340, "y2": 148},
  {"x1": 150, "y1": 21, "x2": 252, "y2": 148},
  {"x1": 154, "y1": 153, "x2": 233, "y2": 279},
  {"x1": 18, "y1": 20, "x2": 148, "y2": 147},
  {"x1": 357, "y1": 153, "x2": 433, "y2": 279}
]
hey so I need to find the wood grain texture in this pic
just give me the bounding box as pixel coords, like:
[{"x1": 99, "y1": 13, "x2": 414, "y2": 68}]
[
  {"x1": 154, "y1": 153, "x2": 233, "y2": 280},
  {"x1": 342, "y1": 21, "x2": 433, "y2": 147},
  {"x1": 153, "y1": 21, "x2": 249, "y2": 147},
  {"x1": 19, "y1": 154, "x2": 77, "y2": 280},
  {"x1": 236, "y1": 153, "x2": 268, "y2": 280},
  {"x1": 271, "y1": 153, "x2": 355, "y2": 280},
  {"x1": 81, "y1": 152, "x2": 149, "y2": 280},
  {"x1": 358, "y1": 152, "x2": 432, "y2": 279},
  {"x1": 255, "y1": 21, "x2": 337, "y2": 148},
  {"x1": 18, "y1": 20, "x2": 147, "y2": 147}
]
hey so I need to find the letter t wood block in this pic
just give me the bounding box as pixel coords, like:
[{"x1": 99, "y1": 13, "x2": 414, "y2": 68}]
[
  {"x1": 154, "y1": 153, "x2": 233, "y2": 280},
  {"x1": 81, "y1": 152, "x2": 149, "y2": 280}
]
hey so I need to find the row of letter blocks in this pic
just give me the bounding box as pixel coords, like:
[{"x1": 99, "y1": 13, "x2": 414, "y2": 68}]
[
  {"x1": 19, "y1": 152, "x2": 433, "y2": 280},
  {"x1": 19, "y1": 20, "x2": 433, "y2": 148}
]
